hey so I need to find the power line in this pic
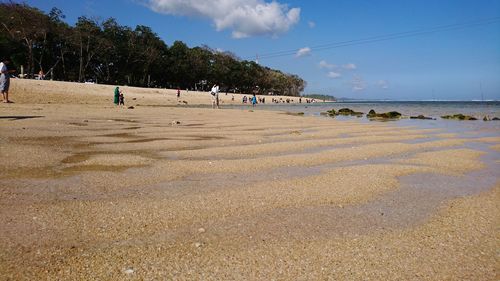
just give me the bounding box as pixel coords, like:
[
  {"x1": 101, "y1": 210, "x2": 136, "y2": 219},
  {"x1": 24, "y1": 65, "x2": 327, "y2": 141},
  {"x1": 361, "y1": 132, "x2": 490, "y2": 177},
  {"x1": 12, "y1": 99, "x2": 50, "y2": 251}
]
[
  {"x1": 254, "y1": 17, "x2": 500, "y2": 59},
  {"x1": 244, "y1": 17, "x2": 500, "y2": 61}
]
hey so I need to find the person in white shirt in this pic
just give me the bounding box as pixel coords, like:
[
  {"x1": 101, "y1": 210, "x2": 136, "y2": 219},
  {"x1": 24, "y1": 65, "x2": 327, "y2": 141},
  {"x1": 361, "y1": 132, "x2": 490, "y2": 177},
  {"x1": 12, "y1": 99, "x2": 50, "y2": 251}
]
[
  {"x1": 0, "y1": 58, "x2": 15, "y2": 103},
  {"x1": 210, "y1": 83, "x2": 220, "y2": 109}
]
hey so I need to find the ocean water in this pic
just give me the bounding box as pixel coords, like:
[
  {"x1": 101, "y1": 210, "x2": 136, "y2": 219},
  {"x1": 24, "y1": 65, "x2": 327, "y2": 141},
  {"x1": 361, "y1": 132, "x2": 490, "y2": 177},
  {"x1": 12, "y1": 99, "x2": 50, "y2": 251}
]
[{"x1": 244, "y1": 101, "x2": 500, "y2": 118}]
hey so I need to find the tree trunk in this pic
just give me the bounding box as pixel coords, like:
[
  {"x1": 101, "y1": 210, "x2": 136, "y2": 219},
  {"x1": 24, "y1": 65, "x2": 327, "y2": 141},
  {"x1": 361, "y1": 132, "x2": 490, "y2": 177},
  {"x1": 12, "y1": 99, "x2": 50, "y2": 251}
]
[
  {"x1": 37, "y1": 32, "x2": 47, "y2": 73},
  {"x1": 60, "y1": 48, "x2": 66, "y2": 79},
  {"x1": 78, "y1": 36, "x2": 83, "y2": 82},
  {"x1": 28, "y1": 43, "x2": 34, "y2": 78}
]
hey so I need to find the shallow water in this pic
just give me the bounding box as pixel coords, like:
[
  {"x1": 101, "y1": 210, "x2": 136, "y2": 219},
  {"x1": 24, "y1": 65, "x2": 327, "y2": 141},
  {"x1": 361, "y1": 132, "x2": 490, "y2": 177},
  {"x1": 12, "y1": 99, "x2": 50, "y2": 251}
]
[
  {"x1": 172, "y1": 104, "x2": 500, "y2": 238},
  {"x1": 264, "y1": 101, "x2": 500, "y2": 138},
  {"x1": 230, "y1": 100, "x2": 500, "y2": 117}
]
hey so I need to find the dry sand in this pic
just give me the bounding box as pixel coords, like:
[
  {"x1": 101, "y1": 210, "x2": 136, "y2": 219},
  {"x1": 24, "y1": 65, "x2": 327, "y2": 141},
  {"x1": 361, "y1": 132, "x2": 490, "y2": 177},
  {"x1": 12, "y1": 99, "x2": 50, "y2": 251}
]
[
  {"x1": 8, "y1": 79, "x2": 305, "y2": 106},
  {"x1": 0, "y1": 79, "x2": 499, "y2": 280}
]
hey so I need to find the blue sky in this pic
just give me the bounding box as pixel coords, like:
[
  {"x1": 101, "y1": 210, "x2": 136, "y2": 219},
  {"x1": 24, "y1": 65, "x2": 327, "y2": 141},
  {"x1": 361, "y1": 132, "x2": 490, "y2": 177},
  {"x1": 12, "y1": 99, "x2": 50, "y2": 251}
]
[{"x1": 27, "y1": 0, "x2": 500, "y2": 100}]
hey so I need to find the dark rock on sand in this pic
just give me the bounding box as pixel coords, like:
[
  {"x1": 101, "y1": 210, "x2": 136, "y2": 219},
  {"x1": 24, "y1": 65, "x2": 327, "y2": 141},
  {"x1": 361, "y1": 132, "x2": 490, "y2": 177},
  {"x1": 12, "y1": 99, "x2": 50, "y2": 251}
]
[
  {"x1": 325, "y1": 109, "x2": 336, "y2": 117},
  {"x1": 322, "y1": 108, "x2": 363, "y2": 118},
  {"x1": 441, "y1": 114, "x2": 477, "y2": 121},
  {"x1": 410, "y1": 115, "x2": 434, "y2": 120},
  {"x1": 337, "y1": 108, "x2": 364, "y2": 117},
  {"x1": 285, "y1": 112, "x2": 305, "y2": 116},
  {"x1": 483, "y1": 116, "x2": 500, "y2": 121},
  {"x1": 367, "y1": 109, "x2": 402, "y2": 119},
  {"x1": 382, "y1": 111, "x2": 402, "y2": 118}
]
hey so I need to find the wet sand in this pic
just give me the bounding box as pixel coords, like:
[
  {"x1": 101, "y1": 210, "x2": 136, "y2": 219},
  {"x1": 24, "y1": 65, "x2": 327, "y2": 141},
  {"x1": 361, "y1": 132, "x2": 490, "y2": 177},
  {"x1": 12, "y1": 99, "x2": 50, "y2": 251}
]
[{"x1": 0, "y1": 80, "x2": 499, "y2": 280}]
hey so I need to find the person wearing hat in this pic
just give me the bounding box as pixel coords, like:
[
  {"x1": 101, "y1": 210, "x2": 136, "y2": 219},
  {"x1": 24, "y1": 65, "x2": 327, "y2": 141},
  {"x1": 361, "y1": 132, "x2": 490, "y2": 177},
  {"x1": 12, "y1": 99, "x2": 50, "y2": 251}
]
[{"x1": 0, "y1": 58, "x2": 15, "y2": 103}]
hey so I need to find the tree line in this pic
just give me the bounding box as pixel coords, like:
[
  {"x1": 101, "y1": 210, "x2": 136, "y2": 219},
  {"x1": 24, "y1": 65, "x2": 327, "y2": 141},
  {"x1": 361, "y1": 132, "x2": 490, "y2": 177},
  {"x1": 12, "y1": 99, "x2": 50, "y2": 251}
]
[{"x1": 0, "y1": 2, "x2": 306, "y2": 96}]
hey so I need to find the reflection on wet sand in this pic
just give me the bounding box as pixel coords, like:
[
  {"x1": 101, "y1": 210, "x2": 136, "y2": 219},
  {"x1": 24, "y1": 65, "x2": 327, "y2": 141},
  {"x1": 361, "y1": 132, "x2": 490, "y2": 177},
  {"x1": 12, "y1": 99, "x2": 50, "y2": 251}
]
[{"x1": 0, "y1": 102, "x2": 498, "y2": 280}]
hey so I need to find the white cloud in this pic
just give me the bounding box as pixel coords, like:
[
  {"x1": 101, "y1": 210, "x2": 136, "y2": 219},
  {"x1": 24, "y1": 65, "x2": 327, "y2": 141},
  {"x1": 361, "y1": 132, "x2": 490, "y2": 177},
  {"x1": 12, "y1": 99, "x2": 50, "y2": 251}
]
[
  {"x1": 377, "y1": 80, "x2": 389, "y2": 89},
  {"x1": 318, "y1": 60, "x2": 336, "y2": 70},
  {"x1": 308, "y1": 21, "x2": 315, "y2": 28},
  {"x1": 327, "y1": 71, "x2": 341, "y2": 79},
  {"x1": 351, "y1": 75, "x2": 365, "y2": 91},
  {"x1": 295, "y1": 47, "x2": 311, "y2": 58},
  {"x1": 145, "y1": 0, "x2": 301, "y2": 38},
  {"x1": 342, "y1": 63, "x2": 357, "y2": 70}
]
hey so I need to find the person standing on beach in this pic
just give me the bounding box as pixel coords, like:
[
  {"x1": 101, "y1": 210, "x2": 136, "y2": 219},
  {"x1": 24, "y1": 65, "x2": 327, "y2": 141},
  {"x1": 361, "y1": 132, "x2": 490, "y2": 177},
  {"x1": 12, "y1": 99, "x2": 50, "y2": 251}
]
[
  {"x1": 0, "y1": 58, "x2": 15, "y2": 103},
  {"x1": 177, "y1": 88, "x2": 181, "y2": 98},
  {"x1": 114, "y1": 86, "x2": 120, "y2": 105},
  {"x1": 210, "y1": 83, "x2": 220, "y2": 109},
  {"x1": 251, "y1": 94, "x2": 257, "y2": 107}
]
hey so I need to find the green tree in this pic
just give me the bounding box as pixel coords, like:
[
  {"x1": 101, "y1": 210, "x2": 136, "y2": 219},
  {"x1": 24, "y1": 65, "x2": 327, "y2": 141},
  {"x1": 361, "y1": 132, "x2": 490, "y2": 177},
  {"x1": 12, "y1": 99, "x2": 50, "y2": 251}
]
[{"x1": 0, "y1": 2, "x2": 307, "y2": 95}]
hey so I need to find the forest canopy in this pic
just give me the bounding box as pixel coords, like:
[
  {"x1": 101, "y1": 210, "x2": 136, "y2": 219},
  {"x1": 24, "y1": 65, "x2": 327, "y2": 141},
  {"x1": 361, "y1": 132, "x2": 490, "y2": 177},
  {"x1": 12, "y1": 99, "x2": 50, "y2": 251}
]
[{"x1": 0, "y1": 1, "x2": 306, "y2": 96}]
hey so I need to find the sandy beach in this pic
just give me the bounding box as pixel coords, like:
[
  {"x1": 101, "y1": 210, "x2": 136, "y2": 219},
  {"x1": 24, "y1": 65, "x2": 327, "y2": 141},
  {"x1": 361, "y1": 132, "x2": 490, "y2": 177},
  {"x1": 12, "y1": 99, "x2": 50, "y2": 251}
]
[
  {"x1": 7, "y1": 79, "x2": 308, "y2": 106},
  {"x1": 0, "y1": 79, "x2": 499, "y2": 280}
]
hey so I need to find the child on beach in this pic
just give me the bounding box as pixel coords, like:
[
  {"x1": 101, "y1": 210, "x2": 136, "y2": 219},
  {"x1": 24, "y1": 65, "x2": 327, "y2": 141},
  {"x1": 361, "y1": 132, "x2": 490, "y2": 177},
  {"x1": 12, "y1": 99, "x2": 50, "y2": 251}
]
[
  {"x1": 119, "y1": 92, "x2": 124, "y2": 105},
  {"x1": 251, "y1": 94, "x2": 257, "y2": 107}
]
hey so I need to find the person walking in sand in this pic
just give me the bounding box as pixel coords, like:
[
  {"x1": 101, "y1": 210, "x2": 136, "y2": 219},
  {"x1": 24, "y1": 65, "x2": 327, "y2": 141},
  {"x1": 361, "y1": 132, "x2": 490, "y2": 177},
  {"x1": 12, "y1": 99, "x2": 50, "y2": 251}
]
[
  {"x1": 114, "y1": 86, "x2": 120, "y2": 105},
  {"x1": 210, "y1": 83, "x2": 220, "y2": 109},
  {"x1": 1, "y1": 58, "x2": 15, "y2": 103},
  {"x1": 177, "y1": 88, "x2": 181, "y2": 98}
]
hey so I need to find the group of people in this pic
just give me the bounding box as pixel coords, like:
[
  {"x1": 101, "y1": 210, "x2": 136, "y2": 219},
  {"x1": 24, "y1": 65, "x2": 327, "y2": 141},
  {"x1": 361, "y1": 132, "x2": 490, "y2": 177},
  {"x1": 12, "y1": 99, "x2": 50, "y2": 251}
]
[
  {"x1": 0, "y1": 57, "x2": 15, "y2": 103},
  {"x1": 210, "y1": 84, "x2": 259, "y2": 108},
  {"x1": 109, "y1": 82, "x2": 308, "y2": 109},
  {"x1": 113, "y1": 86, "x2": 125, "y2": 106},
  {"x1": 269, "y1": 97, "x2": 316, "y2": 104},
  {"x1": 242, "y1": 94, "x2": 259, "y2": 106}
]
